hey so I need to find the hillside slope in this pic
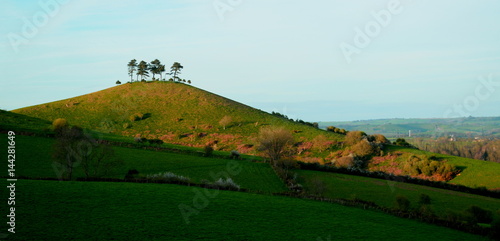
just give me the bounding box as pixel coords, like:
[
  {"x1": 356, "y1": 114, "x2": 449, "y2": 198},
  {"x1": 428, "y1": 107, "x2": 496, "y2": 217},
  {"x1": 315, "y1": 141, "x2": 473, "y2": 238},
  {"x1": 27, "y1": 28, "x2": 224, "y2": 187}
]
[
  {"x1": 14, "y1": 82, "x2": 342, "y2": 152},
  {"x1": 0, "y1": 109, "x2": 51, "y2": 133}
]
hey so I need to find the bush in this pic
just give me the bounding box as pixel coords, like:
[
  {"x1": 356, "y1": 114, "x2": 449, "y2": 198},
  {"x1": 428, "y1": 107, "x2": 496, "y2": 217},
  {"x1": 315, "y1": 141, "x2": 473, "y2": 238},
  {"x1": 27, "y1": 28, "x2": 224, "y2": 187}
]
[
  {"x1": 372, "y1": 134, "x2": 389, "y2": 144},
  {"x1": 146, "y1": 172, "x2": 191, "y2": 184},
  {"x1": 116, "y1": 80, "x2": 121, "y2": 84},
  {"x1": 134, "y1": 137, "x2": 148, "y2": 143},
  {"x1": 345, "y1": 131, "x2": 367, "y2": 146},
  {"x1": 464, "y1": 205, "x2": 493, "y2": 224},
  {"x1": 123, "y1": 123, "x2": 131, "y2": 129},
  {"x1": 148, "y1": 139, "x2": 163, "y2": 145},
  {"x1": 125, "y1": 169, "x2": 139, "y2": 179},
  {"x1": 394, "y1": 138, "x2": 412, "y2": 147},
  {"x1": 52, "y1": 118, "x2": 68, "y2": 130},
  {"x1": 129, "y1": 113, "x2": 144, "y2": 122},
  {"x1": 229, "y1": 150, "x2": 240, "y2": 159},
  {"x1": 395, "y1": 195, "x2": 411, "y2": 211},
  {"x1": 204, "y1": 145, "x2": 214, "y2": 157},
  {"x1": 351, "y1": 141, "x2": 376, "y2": 158},
  {"x1": 209, "y1": 178, "x2": 240, "y2": 190},
  {"x1": 418, "y1": 194, "x2": 431, "y2": 206},
  {"x1": 334, "y1": 156, "x2": 355, "y2": 168}
]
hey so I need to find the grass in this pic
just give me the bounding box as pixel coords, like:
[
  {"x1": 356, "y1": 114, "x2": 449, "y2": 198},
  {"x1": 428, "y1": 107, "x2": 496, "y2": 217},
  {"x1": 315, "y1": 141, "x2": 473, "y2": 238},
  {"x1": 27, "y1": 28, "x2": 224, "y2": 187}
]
[
  {"x1": 385, "y1": 146, "x2": 500, "y2": 189},
  {"x1": 297, "y1": 170, "x2": 500, "y2": 217},
  {"x1": 13, "y1": 81, "x2": 344, "y2": 152},
  {"x1": 2, "y1": 179, "x2": 488, "y2": 240},
  {"x1": 0, "y1": 133, "x2": 286, "y2": 193}
]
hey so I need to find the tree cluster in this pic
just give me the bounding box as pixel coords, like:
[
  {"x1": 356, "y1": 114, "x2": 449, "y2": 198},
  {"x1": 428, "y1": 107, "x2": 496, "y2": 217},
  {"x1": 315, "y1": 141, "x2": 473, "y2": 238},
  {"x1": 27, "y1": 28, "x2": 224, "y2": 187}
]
[
  {"x1": 411, "y1": 138, "x2": 500, "y2": 163},
  {"x1": 326, "y1": 126, "x2": 348, "y2": 135},
  {"x1": 127, "y1": 59, "x2": 190, "y2": 83},
  {"x1": 400, "y1": 154, "x2": 459, "y2": 180}
]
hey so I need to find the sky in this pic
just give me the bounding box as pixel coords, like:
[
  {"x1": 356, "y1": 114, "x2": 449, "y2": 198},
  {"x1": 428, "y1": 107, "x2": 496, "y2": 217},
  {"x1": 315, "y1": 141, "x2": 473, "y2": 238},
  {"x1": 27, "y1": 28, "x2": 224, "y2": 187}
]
[{"x1": 1, "y1": 0, "x2": 499, "y2": 121}]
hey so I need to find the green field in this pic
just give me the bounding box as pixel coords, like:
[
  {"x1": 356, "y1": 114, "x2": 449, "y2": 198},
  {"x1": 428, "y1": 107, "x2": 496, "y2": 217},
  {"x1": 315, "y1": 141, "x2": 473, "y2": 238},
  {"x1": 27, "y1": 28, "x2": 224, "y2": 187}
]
[
  {"x1": 297, "y1": 170, "x2": 500, "y2": 217},
  {"x1": 0, "y1": 134, "x2": 286, "y2": 193},
  {"x1": 1, "y1": 179, "x2": 488, "y2": 240}
]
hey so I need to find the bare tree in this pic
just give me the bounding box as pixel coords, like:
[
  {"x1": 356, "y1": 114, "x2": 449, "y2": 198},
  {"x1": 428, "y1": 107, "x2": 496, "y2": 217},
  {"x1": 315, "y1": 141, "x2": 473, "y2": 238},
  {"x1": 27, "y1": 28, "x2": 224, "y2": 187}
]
[
  {"x1": 257, "y1": 126, "x2": 294, "y2": 165},
  {"x1": 81, "y1": 143, "x2": 123, "y2": 179},
  {"x1": 219, "y1": 115, "x2": 232, "y2": 130},
  {"x1": 52, "y1": 126, "x2": 88, "y2": 180},
  {"x1": 52, "y1": 124, "x2": 123, "y2": 180}
]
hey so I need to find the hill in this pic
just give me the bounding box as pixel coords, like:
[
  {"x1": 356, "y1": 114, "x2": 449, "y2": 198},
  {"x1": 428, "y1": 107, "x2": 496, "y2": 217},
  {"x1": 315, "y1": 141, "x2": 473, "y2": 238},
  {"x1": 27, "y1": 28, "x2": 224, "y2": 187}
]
[
  {"x1": 13, "y1": 81, "x2": 343, "y2": 154},
  {"x1": 319, "y1": 117, "x2": 500, "y2": 138}
]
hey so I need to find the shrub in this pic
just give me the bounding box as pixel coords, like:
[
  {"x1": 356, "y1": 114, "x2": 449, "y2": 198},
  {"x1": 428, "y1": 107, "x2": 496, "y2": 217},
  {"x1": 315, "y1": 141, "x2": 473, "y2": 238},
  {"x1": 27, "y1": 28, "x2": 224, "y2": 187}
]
[
  {"x1": 123, "y1": 123, "x2": 131, "y2": 129},
  {"x1": 52, "y1": 118, "x2": 68, "y2": 130},
  {"x1": 345, "y1": 131, "x2": 367, "y2": 146},
  {"x1": 418, "y1": 194, "x2": 431, "y2": 206},
  {"x1": 276, "y1": 158, "x2": 300, "y2": 170},
  {"x1": 148, "y1": 139, "x2": 163, "y2": 145},
  {"x1": 395, "y1": 195, "x2": 411, "y2": 211},
  {"x1": 394, "y1": 138, "x2": 412, "y2": 147},
  {"x1": 134, "y1": 137, "x2": 148, "y2": 143},
  {"x1": 116, "y1": 80, "x2": 121, "y2": 84},
  {"x1": 210, "y1": 178, "x2": 240, "y2": 190},
  {"x1": 229, "y1": 150, "x2": 240, "y2": 159},
  {"x1": 146, "y1": 172, "x2": 191, "y2": 184},
  {"x1": 312, "y1": 135, "x2": 330, "y2": 152},
  {"x1": 129, "y1": 113, "x2": 144, "y2": 122},
  {"x1": 125, "y1": 169, "x2": 139, "y2": 179},
  {"x1": 219, "y1": 116, "x2": 232, "y2": 130},
  {"x1": 334, "y1": 156, "x2": 355, "y2": 168},
  {"x1": 464, "y1": 205, "x2": 493, "y2": 224},
  {"x1": 351, "y1": 141, "x2": 376, "y2": 158},
  {"x1": 372, "y1": 134, "x2": 389, "y2": 144},
  {"x1": 204, "y1": 145, "x2": 214, "y2": 157}
]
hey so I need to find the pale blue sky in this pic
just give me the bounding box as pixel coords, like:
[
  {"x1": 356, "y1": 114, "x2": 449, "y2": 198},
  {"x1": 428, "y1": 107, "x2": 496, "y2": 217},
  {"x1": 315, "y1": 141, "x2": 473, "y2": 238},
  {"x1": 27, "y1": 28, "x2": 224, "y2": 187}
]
[{"x1": 1, "y1": 0, "x2": 499, "y2": 121}]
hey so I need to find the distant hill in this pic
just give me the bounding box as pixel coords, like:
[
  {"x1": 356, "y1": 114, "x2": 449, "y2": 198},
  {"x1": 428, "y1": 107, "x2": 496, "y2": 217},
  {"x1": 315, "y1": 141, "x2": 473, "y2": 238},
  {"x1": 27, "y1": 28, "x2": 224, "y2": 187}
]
[
  {"x1": 319, "y1": 117, "x2": 500, "y2": 138},
  {"x1": 13, "y1": 81, "x2": 342, "y2": 152}
]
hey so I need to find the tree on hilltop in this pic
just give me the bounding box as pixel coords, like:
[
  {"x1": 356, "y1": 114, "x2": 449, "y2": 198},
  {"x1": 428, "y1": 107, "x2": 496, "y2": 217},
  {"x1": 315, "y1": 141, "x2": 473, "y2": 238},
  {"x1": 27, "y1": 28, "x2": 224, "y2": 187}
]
[
  {"x1": 127, "y1": 59, "x2": 137, "y2": 82},
  {"x1": 150, "y1": 59, "x2": 162, "y2": 80},
  {"x1": 170, "y1": 62, "x2": 183, "y2": 81},
  {"x1": 137, "y1": 60, "x2": 150, "y2": 81},
  {"x1": 158, "y1": 64, "x2": 166, "y2": 80}
]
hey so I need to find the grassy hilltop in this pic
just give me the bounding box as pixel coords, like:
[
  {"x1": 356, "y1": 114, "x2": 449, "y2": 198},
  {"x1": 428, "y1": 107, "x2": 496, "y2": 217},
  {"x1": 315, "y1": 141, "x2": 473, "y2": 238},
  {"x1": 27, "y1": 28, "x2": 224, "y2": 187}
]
[{"x1": 14, "y1": 81, "x2": 342, "y2": 152}]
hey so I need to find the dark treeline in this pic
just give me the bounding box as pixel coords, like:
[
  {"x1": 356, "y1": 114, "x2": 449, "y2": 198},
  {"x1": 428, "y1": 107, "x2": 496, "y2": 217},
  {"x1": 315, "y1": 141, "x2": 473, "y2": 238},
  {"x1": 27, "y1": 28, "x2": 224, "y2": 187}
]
[
  {"x1": 270, "y1": 111, "x2": 319, "y2": 128},
  {"x1": 411, "y1": 138, "x2": 500, "y2": 163}
]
